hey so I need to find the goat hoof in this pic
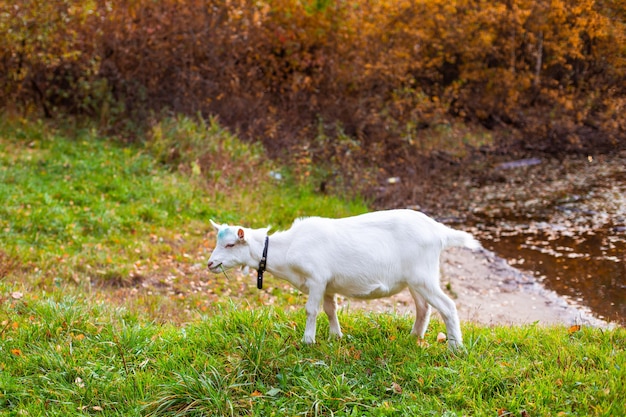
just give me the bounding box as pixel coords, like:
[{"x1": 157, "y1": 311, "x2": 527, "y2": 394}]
[{"x1": 448, "y1": 339, "x2": 465, "y2": 353}]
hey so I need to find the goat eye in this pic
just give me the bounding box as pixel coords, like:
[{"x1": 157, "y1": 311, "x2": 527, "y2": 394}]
[{"x1": 225, "y1": 243, "x2": 235, "y2": 248}]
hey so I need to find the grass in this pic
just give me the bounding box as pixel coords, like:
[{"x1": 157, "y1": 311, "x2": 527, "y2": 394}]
[
  {"x1": 0, "y1": 115, "x2": 366, "y2": 319},
  {"x1": 1, "y1": 294, "x2": 624, "y2": 416},
  {"x1": 0, "y1": 115, "x2": 624, "y2": 416}
]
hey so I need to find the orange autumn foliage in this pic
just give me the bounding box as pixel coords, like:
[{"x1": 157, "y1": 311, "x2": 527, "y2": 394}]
[{"x1": 1, "y1": 0, "x2": 624, "y2": 190}]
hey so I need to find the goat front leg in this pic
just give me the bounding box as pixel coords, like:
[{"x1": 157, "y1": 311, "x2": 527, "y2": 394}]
[
  {"x1": 408, "y1": 287, "x2": 431, "y2": 339},
  {"x1": 323, "y1": 293, "x2": 343, "y2": 339},
  {"x1": 302, "y1": 284, "x2": 325, "y2": 344}
]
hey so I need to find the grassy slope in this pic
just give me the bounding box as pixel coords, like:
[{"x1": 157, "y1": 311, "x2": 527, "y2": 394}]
[
  {"x1": 0, "y1": 116, "x2": 365, "y2": 284},
  {"x1": 0, "y1": 116, "x2": 624, "y2": 416},
  {"x1": 0, "y1": 115, "x2": 365, "y2": 320},
  {"x1": 2, "y1": 299, "x2": 624, "y2": 416}
]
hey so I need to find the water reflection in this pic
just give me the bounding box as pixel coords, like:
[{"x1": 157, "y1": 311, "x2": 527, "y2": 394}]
[
  {"x1": 461, "y1": 155, "x2": 625, "y2": 325},
  {"x1": 472, "y1": 224, "x2": 625, "y2": 325}
]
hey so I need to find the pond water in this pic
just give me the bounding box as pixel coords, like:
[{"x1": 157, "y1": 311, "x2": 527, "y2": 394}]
[{"x1": 462, "y1": 155, "x2": 625, "y2": 325}]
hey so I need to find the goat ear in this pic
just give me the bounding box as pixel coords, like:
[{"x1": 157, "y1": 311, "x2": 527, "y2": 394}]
[
  {"x1": 237, "y1": 228, "x2": 245, "y2": 240},
  {"x1": 210, "y1": 219, "x2": 220, "y2": 231}
]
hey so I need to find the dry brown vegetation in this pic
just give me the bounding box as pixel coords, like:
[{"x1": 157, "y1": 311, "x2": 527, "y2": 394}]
[{"x1": 1, "y1": 0, "x2": 625, "y2": 201}]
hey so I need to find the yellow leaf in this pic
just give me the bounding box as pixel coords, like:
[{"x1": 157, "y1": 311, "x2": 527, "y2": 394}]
[
  {"x1": 191, "y1": 161, "x2": 201, "y2": 176},
  {"x1": 11, "y1": 349, "x2": 22, "y2": 356},
  {"x1": 251, "y1": 390, "x2": 263, "y2": 397}
]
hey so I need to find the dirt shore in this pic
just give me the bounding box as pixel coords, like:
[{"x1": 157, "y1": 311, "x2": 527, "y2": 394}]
[{"x1": 340, "y1": 247, "x2": 609, "y2": 328}]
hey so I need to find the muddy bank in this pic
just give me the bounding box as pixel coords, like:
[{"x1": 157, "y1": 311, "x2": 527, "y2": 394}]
[
  {"x1": 372, "y1": 153, "x2": 625, "y2": 326},
  {"x1": 341, "y1": 247, "x2": 609, "y2": 328}
]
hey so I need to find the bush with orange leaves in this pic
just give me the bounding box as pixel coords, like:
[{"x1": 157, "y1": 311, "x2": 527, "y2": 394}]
[{"x1": 1, "y1": 0, "x2": 624, "y2": 194}]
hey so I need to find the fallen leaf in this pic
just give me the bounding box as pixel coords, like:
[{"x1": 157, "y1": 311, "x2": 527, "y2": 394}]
[
  {"x1": 92, "y1": 406, "x2": 103, "y2": 411},
  {"x1": 437, "y1": 332, "x2": 447, "y2": 343},
  {"x1": 391, "y1": 382, "x2": 402, "y2": 394},
  {"x1": 416, "y1": 338, "x2": 430, "y2": 347},
  {"x1": 568, "y1": 325, "x2": 581, "y2": 334},
  {"x1": 11, "y1": 349, "x2": 22, "y2": 356},
  {"x1": 251, "y1": 390, "x2": 263, "y2": 397},
  {"x1": 11, "y1": 291, "x2": 23, "y2": 300}
]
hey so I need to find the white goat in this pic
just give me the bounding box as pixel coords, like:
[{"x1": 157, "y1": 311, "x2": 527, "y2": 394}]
[{"x1": 207, "y1": 209, "x2": 481, "y2": 349}]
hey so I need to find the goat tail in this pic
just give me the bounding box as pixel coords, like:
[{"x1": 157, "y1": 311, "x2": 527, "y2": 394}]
[{"x1": 444, "y1": 228, "x2": 482, "y2": 250}]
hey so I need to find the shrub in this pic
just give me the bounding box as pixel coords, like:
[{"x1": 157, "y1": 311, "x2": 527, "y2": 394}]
[{"x1": 1, "y1": 0, "x2": 625, "y2": 197}]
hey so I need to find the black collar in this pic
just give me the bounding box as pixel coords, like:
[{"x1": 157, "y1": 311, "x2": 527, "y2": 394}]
[{"x1": 257, "y1": 236, "x2": 269, "y2": 289}]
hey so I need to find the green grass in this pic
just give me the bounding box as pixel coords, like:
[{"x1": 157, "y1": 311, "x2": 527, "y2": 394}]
[
  {"x1": 0, "y1": 115, "x2": 366, "y2": 289},
  {"x1": 0, "y1": 115, "x2": 624, "y2": 416},
  {"x1": 1, "y1": 293, "x2": 624, "y2": 416}
]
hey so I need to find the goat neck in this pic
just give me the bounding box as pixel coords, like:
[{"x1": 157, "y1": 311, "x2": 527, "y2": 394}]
[
  {"x1": 255, "y1": 229, "x2": 298, "y2": 282},
  {"x1": 244, "y1": 227, "x2": 271, "y2": 268}
]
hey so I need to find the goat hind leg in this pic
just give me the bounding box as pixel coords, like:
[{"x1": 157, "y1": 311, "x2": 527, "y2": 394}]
[
  {"x1": 413, "y1": 284, "x2": 463, "y2": 350},
  {"x1": 323, "y1": 293, "x2": 343, "y2": 339}
]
